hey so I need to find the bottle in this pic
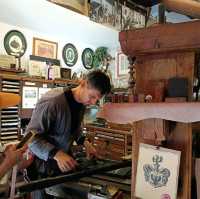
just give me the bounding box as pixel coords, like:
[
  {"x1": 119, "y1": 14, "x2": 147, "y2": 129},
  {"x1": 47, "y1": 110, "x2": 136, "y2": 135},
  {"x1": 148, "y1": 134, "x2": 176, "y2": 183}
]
[{"x1": 47, "y1": 62, "x2": 53, "y2": 80}]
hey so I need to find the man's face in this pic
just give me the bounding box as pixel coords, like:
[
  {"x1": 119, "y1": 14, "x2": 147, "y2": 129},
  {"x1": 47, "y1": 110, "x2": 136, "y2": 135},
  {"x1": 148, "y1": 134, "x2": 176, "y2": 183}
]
[{"x1": 81, "y1": 81, "x2": 102, "y2": 106}]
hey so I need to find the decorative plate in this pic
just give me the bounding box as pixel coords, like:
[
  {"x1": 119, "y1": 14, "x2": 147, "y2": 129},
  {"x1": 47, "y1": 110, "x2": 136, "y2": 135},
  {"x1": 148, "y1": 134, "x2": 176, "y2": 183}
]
[
  {"x1": 62, "y1": 43, "x2": 78, "y2": 67},
  {"x1": 4, "y1": 30, "x2": 27, "y2": 57},
  {"x1": 82, "y1": 48, "x2": 94, "y2": 70}
]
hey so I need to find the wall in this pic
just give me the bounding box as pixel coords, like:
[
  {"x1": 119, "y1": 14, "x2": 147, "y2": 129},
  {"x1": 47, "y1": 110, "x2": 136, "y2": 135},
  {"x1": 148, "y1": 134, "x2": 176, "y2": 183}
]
[
  {"x1": 0, "y1": 0, "x2": 120, "y2": 74},
  {"x1": 0, "y1": 21, "x2": 94, "y2": 72}
]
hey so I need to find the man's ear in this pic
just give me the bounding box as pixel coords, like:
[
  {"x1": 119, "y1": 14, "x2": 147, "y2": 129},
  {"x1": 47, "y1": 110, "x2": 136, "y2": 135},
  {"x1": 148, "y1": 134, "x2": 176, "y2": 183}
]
[{"x1": 80, "y1": 79, "x2": 86, "y2": 87}]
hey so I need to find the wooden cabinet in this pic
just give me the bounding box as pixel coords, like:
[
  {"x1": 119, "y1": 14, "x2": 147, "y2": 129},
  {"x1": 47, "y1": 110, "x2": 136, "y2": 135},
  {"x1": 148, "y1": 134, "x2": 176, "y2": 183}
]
[
  {"x1": 85, "y1": 125, "x2": 132, "y2": 160},
  {"x1": 0, "y1": 76, "x2": 21, "y2": 143},
  {"x1": 103, "y1": 20, "x2": 200, "y2": 199}
]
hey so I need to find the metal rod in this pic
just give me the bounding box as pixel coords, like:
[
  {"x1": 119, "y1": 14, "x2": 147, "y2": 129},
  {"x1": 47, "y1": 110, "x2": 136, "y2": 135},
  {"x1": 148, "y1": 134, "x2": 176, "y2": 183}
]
[{"x1": 16, "y1": 160, "x2": 131, "y2": 193}]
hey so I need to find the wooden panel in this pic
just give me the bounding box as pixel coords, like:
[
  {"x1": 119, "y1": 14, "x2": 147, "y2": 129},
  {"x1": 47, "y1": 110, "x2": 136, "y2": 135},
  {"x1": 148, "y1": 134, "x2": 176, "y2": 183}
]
[
  {"x1": 165, "y1": 123, "x2": 192, "y2": 199},
  {"x1": 130, "y1": 122, "x2": 191, "y2": 199},
  {"x1": 131, "y1": 122, "x2": 157, "y2": 199},
  {"x1": 98, "y1": 102, "x2": 200, "y2": 124},
  {"x1": 136, "y1": 52, "x2": 194, "y2": 100},
  {"x1": 119, "y1": 20, "x2": 200, "y2": 55}
]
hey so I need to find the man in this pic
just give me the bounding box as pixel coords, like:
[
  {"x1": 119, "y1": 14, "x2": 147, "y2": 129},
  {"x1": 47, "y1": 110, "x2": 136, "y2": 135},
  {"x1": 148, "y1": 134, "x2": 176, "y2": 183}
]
[{"x1": 26, "y1": 70, "x2": 111, "y2": 198}]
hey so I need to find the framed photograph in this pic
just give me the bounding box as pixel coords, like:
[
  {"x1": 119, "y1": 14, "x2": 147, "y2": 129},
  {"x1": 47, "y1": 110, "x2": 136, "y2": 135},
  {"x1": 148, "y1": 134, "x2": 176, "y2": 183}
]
[
  {"x1": 22, "y1": 86, "x2": 38, "y2": 109},
  {"x1": 90, "y1": 0, "x2": 122, "y2": 31},
  {"x1": 135, "y1": 143, "x2": 181, "y2": 199},
  {"x1": 28, "y1": 60, "x2": 46, "y2": 77},
  {"x1": 122, "y1": 5, "x2": 145, "y2": 30},
  {"x1": 60, "y1": 68, "x2": 71, "y2": 79},
  {"x1": 48, "y1": 0, "x2": 88, "y2": 16},
  {"x1": 33, "y1": 37, "x2": 58, "y2": 59},
  {"x1": 116, "y1": 52, "x2": 129, "y2": 77}
]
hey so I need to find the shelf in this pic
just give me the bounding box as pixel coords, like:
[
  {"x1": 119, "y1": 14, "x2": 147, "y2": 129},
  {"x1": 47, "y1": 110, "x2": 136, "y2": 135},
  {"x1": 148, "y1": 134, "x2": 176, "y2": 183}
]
[{"x1": 0, "y1": 67, "x2": 25, "y2": 74}]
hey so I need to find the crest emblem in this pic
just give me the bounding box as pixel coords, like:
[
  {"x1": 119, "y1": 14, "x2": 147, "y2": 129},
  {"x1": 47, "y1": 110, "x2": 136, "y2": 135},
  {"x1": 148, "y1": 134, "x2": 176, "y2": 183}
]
[{"x1": 143, "y1": 155, "x2": 170, "y2": 188}]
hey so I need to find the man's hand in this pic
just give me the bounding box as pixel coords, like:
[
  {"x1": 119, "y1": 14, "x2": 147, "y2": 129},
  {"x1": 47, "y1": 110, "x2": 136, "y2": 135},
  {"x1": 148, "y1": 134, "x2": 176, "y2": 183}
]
[
  {"x1": 84, "y1": 140, "x2": 97, "y2": 159},
  {"x1": 53, "y1": 150, "x2": 77, "y2": 172},
  {"x1": 4, "y1": 144, "x2": 27, "y2": 169}
]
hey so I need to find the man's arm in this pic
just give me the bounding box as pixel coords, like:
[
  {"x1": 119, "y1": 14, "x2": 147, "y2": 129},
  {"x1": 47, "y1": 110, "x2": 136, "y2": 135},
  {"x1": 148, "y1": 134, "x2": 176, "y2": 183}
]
[
  {"x1": 0, "y1": 145, "x2": 27, "y2": 178},
  {"x1": 27, "y1": 101, "x2": 57, "y2": 161}
]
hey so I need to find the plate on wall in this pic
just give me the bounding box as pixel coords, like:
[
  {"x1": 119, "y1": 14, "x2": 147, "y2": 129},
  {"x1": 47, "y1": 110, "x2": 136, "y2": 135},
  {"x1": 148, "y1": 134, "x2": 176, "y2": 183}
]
[
  {"x1": 62, "y1": 43, "x2": 78, "y2": 67},
  {"x1": 82, "y1": 48, "x2": 94, "y2": 70},
  {"x1": 4, "y1": 30, "x2": 27, "y2": 57}
]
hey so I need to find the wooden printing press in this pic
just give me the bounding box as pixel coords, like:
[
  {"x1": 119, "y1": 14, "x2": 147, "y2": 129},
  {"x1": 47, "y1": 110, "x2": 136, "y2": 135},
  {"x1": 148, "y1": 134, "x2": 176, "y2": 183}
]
[
  {"x1": 98, "y1": 102, "x2": 200, "y2": 199},
  {"x1": 105, "y1": 19, "x2": 200, "y2": 199},
  {"x1": 0, "y1": 154, "x2": 131, "y2": 199}
]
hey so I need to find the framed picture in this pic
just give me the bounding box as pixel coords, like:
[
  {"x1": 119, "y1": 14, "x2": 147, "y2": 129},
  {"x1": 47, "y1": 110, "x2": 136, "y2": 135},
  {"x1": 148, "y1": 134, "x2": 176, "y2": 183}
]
[
  {"x1": 62, "y1": 43, "x2": 78, "y2": 67},
  {"x1": 122, "y1": 5, "x2": 145, "y2": 30},
  {"x1": 48, "y1": 0, "x2": 88, "y2": 16},
  {"x1": 28, "y1": 60, "x2": 45, "y2": 77},
  {"x1": 82, "y1": 48, "x2": 94, "y2": 70},
  {"x1": 22, "y1": 86, "x2": 38, "y2": 109},
  {"x1": 135, "y1": 143, "x2": 181, "y2": 199},
  {"x1": 4, "y1": 30, "x2": 27, "y2": 57},
  {"x1": 90, "y1": 0, "x2": 122, "y2": 31},
  {"x1": 33, "y1": 37, "x2": 58, "y2": 59},
  {"x1": 116, "y1": 52, "x2": 129, "y2": 77},
  {"x1": 60, "y1": 68, "x2": 71, "y2": 79}
]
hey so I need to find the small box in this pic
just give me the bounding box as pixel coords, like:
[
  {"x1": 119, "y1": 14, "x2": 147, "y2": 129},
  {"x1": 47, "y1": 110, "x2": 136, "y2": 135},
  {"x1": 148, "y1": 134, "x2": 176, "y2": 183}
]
[{"x1": 60, "y1": 68, "x2": 71, "y2": 79}]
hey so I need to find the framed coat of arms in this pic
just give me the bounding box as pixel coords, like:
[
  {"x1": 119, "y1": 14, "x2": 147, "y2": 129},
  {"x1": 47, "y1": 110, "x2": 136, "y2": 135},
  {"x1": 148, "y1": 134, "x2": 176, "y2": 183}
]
[{"x1": 135, "y1": 143, "x2": 181, "y2": 199}]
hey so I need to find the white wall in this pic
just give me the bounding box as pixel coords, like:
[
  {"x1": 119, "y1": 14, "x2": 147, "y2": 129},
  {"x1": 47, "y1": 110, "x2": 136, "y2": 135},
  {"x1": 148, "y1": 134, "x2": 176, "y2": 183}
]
[
  {"x1": 0, "y1": 0, "x2": 120, "y2": 74},
  {"x1": 0, "y1": 21, "x2": 96, "y2": 72}
]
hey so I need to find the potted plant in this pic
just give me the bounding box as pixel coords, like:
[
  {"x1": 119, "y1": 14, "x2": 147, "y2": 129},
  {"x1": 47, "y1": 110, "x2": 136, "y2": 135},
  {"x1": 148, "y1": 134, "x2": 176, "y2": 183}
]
[{"x1": 93, "y1": 47, "x2": 112, "y2": 72}]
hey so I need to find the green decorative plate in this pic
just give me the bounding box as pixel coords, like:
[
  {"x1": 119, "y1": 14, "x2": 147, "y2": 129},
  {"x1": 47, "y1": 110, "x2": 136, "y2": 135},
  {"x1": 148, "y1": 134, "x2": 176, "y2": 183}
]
[
  {"x1": 4, "y1": 30, "x2": 27, "y2": 57},
  {"x1": 62, "y1": 43, "x2": 78, "y2": 67},
  {"x1": 82, "y1": 48, "x2": 94, "y2": 70}
]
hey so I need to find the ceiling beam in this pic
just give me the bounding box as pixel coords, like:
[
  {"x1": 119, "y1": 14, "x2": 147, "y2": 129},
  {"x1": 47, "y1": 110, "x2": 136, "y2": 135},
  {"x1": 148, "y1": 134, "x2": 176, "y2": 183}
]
[{"x1": 162, "y1": 0, "x2": 200, "y2": 19}]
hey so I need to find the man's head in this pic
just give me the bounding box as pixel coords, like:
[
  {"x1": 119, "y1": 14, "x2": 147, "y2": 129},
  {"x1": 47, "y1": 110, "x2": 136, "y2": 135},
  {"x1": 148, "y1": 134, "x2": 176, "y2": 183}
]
[
  {"x1": 76, "y1": 70, "x2": 111, "y2": 106},
  {"x1": 86, "y1": 70, "x2": 111, "y2": 96}
]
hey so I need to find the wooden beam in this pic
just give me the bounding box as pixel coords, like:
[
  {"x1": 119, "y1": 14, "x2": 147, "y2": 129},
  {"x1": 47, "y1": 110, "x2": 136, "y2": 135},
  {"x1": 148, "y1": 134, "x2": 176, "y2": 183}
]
[
  {"x1": 98, "y1": 102, "x2": 200, "y2": 124},
  {"x1": 119, "y1": 20, "x2": 200, "y2": 56},
  {"x1": 162, "y1": 0, "x2": 200, "y2": 19}
]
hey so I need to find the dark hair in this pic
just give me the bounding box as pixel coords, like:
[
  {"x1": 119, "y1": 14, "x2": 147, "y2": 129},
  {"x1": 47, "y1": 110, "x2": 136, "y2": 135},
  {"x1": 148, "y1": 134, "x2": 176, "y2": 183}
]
[{"x1": 86, "y1": 70, "x2": 111, "y2": 95}]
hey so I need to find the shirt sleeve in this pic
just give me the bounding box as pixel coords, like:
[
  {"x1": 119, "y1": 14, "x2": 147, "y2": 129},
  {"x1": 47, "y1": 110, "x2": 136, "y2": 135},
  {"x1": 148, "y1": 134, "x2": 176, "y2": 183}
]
[{"x1": 27, "y1": 100, "x2": 57, "y2": 161}]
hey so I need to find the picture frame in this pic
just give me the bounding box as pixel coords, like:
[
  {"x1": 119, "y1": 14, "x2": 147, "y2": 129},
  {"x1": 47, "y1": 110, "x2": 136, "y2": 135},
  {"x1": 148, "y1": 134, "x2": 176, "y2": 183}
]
[
  {"x1": 90, "y1": 0, "x2": 122, "y2": 31},
  {"x1": 62, "y1": 43, "x2": 78, "y2": 67},
  {"x1": 48, "y1": 0, "x2": 89, "y2": 16},
  {"x1": 4, "y1": 30, "x2": 27, "y2": 57},
  {"x1": 60, "y1": 68, "x2": 71, "y2": 79},
  {"x1": 135, "y1": 143, "x2": 181, "y2": 199},
  {"x1": 22, "y1": 86, "x2": 38, "y2": 109},
  {"x1": 33, "y1": 37, "x2": 58, "y2": 59},
  {"x1": 82, "y1": 48, "x2": 94, "y2": 70},
  {"x1": 116, "y1": 52, "x2": 129, "y2": 77}
]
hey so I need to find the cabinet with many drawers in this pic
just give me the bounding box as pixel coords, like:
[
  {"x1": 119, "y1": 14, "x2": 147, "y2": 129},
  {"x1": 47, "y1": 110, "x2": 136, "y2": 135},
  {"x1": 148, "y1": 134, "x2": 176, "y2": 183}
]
[{"x1": 85, "y1": 125, "x2": 132, "y2": 160}]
